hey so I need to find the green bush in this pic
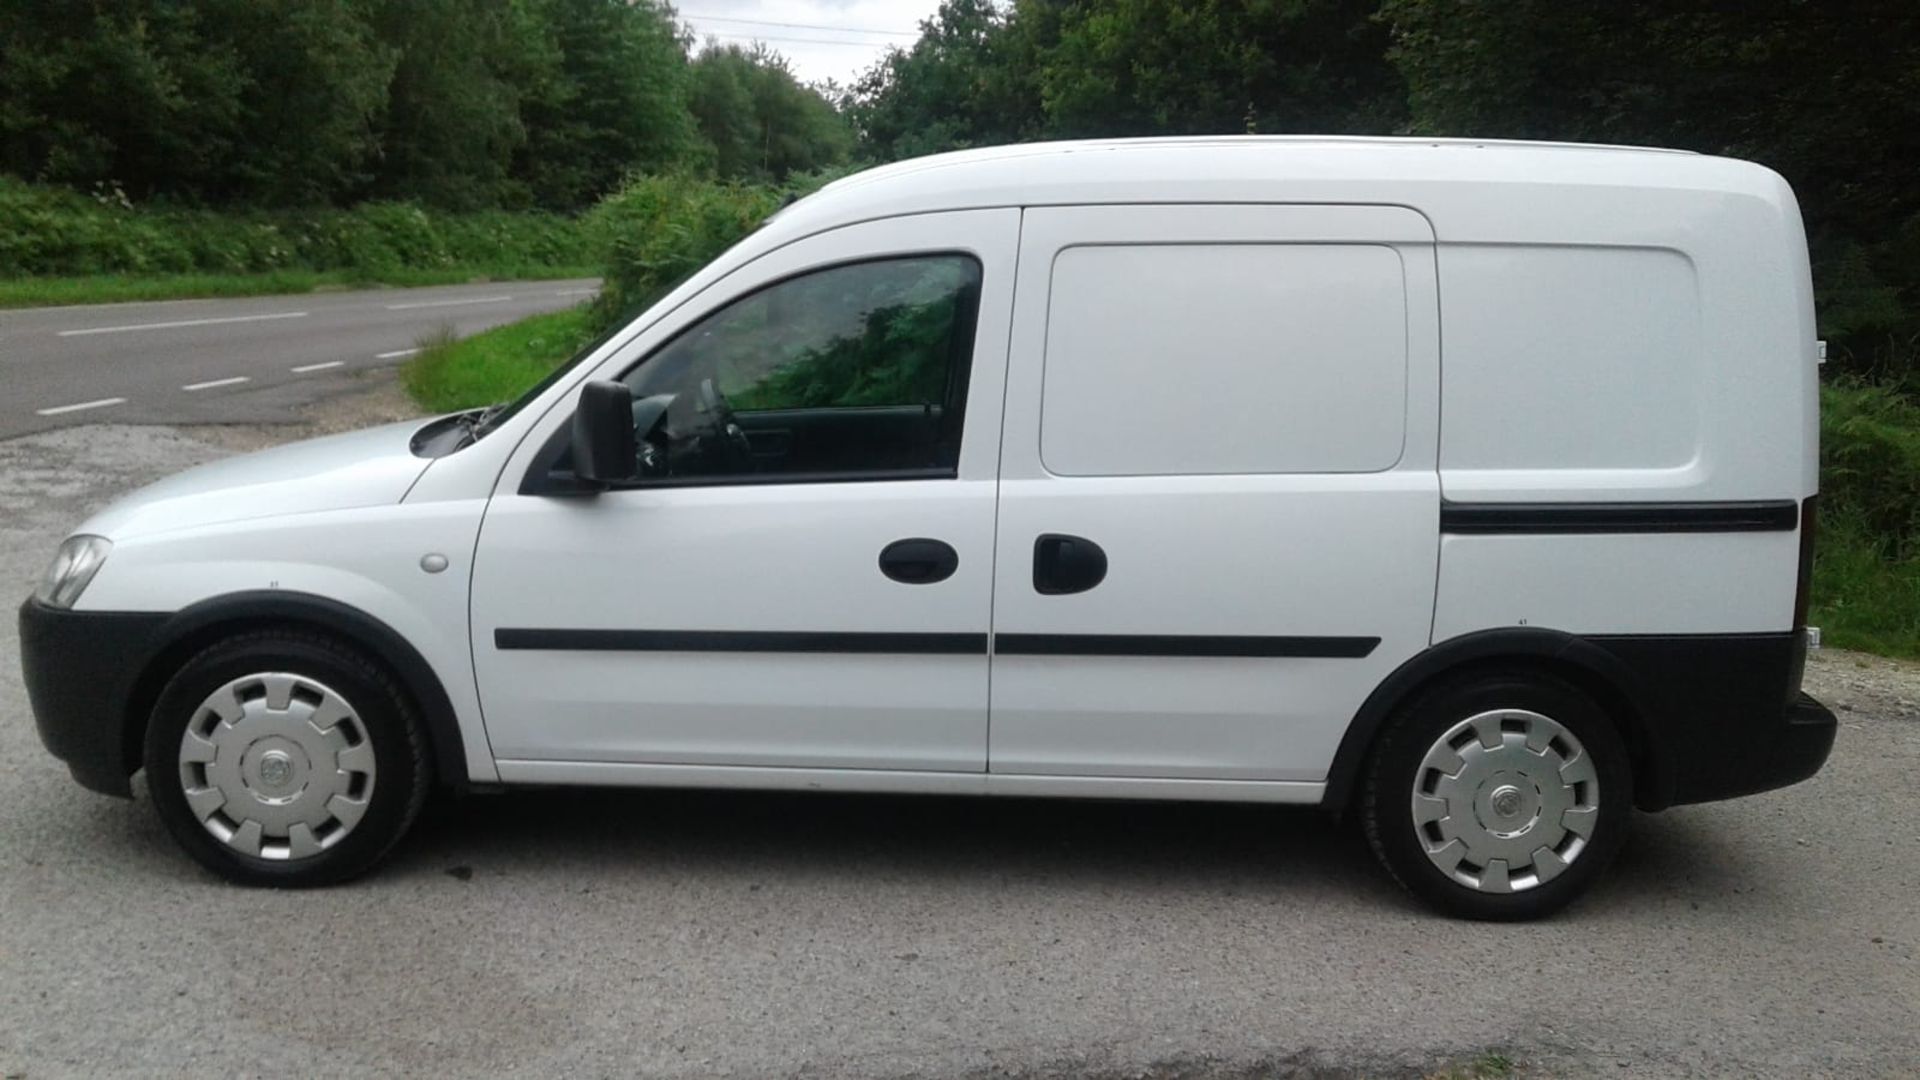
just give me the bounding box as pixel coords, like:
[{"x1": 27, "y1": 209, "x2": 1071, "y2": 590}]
[
  {"x1": 1820, "y1": 382, "x2": 1920, "y2": 555},
  {"x1": 583, "y1": 174, "x2": 784, "y2": 327},
  {"x1": 0, "y1": 177, "x2": 596, "y2": 280},
  {"x1": 582, "y1": 169, "x2": 848, "y2": 329},
  {"x1": 1812, "y1": 382, "x2": 1920, "y2": 657}
]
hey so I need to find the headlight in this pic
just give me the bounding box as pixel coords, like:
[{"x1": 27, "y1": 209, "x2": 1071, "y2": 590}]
[{"x1": 33, "y1": 535, "x2": 112, "y2": 609}]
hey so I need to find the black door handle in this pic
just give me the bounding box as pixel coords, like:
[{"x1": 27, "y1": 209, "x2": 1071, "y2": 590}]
[
  {"x1": 879, "y1": 538, "x2": 959, "y2": 584},
  {"x1": 1033, "y1": 533, "x2": 1107, "y2": 595}
]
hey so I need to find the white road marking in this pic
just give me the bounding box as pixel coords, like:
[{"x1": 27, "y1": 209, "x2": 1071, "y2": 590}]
[
  {"x1": 375, "y1": 348, "x2": 421, "y2": 360},
  {"x1": 553, "y1": 288, "x2": 597, "y2": 296},
  {"x1": 57, "y1": 311, "x2": 308, "y2": 337},
  {"x1": 291, "y1": 361, "x2": 346, "y2": 373},
  {"x1": 384, "y1": 295, "x2": 512, "y2": 311},
  {"x1": 181, "y1": 376, "x2": 250, "y2": 392},
  {"x1": 36, "y1": 397, "x2": 127, "y2": 416}
]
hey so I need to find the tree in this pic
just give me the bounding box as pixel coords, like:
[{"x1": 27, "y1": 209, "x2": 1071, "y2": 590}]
[
  {"x1": 1040, "y1": 0, "x2": 1403, "y2": 137},
  {"x1": 212, "y1": 0, "x2": 396, "y2": 205},
  {"x1": 688, "y1": 43, "x2": 850, "y2": 181},
  {"x1": 0, "y1": 0, "x2": 396, "y2": 205},
  {"x1": 845, "y1": 0, "x2": 1047, "y2": 161},
  {"x1": 361, "y1": 0, "x2": 540, "y2": 208},
  {"x1": 688, "y1": 44, "x2": 761, "y2": 178},
  {"x1": 0, "y1": 1, "x2": 248, "y2": 199},
  {"x1": 846, "y1": 0, "x2": 1403, "y2": 159},
  {"x1": 514, "y1": 0, "x2": 699, "y2": 209}
]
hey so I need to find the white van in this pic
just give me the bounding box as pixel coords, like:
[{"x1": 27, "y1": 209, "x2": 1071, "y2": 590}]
[{"x1": 21, "y1": 138, "x2": 1835, "y2": 918}]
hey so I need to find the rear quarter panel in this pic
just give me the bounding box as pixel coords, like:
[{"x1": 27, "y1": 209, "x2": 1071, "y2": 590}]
[{"x1": 1432, "y1": 165, "x2": 1815, "y2": 638}]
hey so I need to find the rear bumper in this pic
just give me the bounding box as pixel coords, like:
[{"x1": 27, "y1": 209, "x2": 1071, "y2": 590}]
[
  {"x1": 18, "y1": 598, "x2": 169, "y2": 797},
  {"x1": 1593, "y1": 632, "x2": 1836, "y2": 808},
  {"x1": 1769, "y1": 691, "x2": 1840, "y2": 789}
]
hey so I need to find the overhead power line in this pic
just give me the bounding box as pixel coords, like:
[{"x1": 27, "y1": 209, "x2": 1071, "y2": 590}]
[
  {"x1": 701, "y1": 30, "x2": 905, "y2": 48},
  {"x1": 679, "y1": 12, "x2": 918, "y2": 37}
]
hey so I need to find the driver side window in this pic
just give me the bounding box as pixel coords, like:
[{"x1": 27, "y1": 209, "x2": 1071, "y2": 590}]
[{"x1": 622, "y1": 254, "x2": 982, "y2": 483}]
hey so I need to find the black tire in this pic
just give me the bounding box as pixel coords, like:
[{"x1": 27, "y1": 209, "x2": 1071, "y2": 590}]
[
  {"x1": 143, "y1": 629, "x2": 431, "y2": 886},
  {"x1": 1361, "y1": 669, "x2": 1632, "y2": 920}
]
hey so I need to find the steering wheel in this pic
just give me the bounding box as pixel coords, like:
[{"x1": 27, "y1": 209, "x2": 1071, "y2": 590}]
[{"x1": 697, "y1": 378, "x2": 756, "y2": 471}]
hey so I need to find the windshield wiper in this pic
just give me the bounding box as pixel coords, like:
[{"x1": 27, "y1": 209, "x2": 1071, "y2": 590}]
[{"x1": 467, "y1": 403, "x2": 510, "y2": 438}]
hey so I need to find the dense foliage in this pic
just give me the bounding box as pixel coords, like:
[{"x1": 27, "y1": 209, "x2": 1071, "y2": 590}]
[
  {"x1": 0, "y1": 176, "x2": 590, "y2": 278},
  {"x1": 0, "y1": 0, "x2": 848, "y2": 211},
  {"x1": 1816, "y1": 383, "x2": 1920, "y2": 655},
  {"x1": 582, "y1": 173, "x2": 785, "y2": 322},
  {"x1": 689, "y1": 44, "x2": 852, "y2": 183},
  {"x1": 583, "y1": 168, "x2": 851, "y2": 325},
  {"x1": 847, "y1": 0, "x2": 1402, "y2": 157}
]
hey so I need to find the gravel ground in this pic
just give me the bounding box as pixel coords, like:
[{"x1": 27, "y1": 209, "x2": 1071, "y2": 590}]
[{"x1": 1, "y1": 405, "x2": 1917, "y2": 1079}]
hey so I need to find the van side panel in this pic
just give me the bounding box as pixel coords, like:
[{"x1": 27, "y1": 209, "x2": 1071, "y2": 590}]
[
  {"x1": 1432, "y1": 531, "x2": 1800, "y2": 638},
  {"x1": 1433, "y1": 180, "x2": 1816, "y2": 641},
  {"x1": 989, "y1": 204, "x2": 1441, "y2": 782},
  {"x1": 1440, "y1": 245, "x2": 1703, "y2": 475},
  {"x1": 1039, "y1": 243, "x2": 1411, "y2": 476}
]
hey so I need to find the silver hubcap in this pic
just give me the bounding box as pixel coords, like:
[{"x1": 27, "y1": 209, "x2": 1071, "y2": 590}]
[
  {"x1": 176, "y1": 673, "x2": 375, "y2": 861},
  {"x1": 1411, "y1": 709, "x2": 1599, "y2": 893}
]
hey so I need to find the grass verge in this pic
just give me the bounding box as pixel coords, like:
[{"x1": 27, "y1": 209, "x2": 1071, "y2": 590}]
[
  {"x1": 0, "y1": 265, "x2": 597, "y2": 309},
  {"x1": 1816, "y1": 382, "x2": 1920, "y2": 659},
  {"x1": 401, "y1": 306, "x2": 596, "y2": 414},
  {"x1": 1811, "y1": 520, "x2": 1920, "y2": 657}
]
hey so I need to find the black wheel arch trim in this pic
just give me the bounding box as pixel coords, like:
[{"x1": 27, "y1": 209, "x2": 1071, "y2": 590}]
[
  {"x1": 128, "y1": 591, "x2": 472, "y2": 790},
  {"x1": 1322, "y1": 627, "x2": 1675, "y2": 816}
]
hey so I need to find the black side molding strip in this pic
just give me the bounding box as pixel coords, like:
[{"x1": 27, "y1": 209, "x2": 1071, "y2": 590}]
[
  {"x1": 994, "y1": 634, "x2": 1380, "y2": 658},
  {"x1": 1440, "y1": 500, "x2": 1799, "y2": 535},
  {"x1": 496, "y1": 629, "x2": 1381, "y2": 659},
  {"x1": 495, "y1": 629, "x2": 989, "y2": 654}
]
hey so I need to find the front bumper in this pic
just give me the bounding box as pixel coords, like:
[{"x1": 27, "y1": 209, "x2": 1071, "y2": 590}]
[{"x1": 18, "y1": 598, "x2": 170, "y2": 796}]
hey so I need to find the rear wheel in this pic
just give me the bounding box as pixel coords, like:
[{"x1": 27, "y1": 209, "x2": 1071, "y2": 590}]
[
  {"x1": 1361, "y1": 670, "x2": 1631, "y2": 920},
  {"x1": 143, "y1": 630, "x2": 430, "y2": 886}
]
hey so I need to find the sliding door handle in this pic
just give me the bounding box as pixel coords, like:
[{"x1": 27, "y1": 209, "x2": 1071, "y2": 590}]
[{"x1": 1033, "y1": 533, "x2": 1107, "y2": 595}]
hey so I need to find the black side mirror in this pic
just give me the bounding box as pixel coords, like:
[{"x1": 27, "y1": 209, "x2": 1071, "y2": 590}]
[{"x1": 572, "y1": 380, "x2": 637, "y2": 487}]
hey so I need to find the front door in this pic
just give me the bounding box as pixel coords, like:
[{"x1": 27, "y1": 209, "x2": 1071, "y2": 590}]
[
  {"x1": 470, "y1": 210, "x2": 1018, "y2": 775},
  {"x1": 987, "y1": 204, "x2": 1442, "y2": 784}
]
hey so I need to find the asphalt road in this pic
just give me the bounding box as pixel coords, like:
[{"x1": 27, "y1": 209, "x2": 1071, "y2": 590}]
[
  {"x1": 1, "y1": 422, "x2": 1918, "y2": 1078},
  {"x1": 0, "y1": 279, "x2": 599, "y2": 439}
]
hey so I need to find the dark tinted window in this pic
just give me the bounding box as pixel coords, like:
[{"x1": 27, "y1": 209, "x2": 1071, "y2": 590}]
[{"x1": 620, "y1": 255, "x2": 981, "y2": 482}]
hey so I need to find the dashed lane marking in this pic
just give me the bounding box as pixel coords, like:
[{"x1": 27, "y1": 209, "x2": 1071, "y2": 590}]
[
  {"x1": 57, "y1": 311, "x2": 308, "y2": 337},
  {"x1": 384, "y1": 295, "x2": 512, "y2": 311},
  {"x1": 181, "y1": 376, "x2": 251, "y2": 392},
  {"x1": 36, "y1": 397, "x2": 127, "y2": 416}
]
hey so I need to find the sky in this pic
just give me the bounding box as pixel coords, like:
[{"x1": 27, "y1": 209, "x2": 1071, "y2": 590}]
[{"x1": 677, "y1": 0, "x2": 945, "y2": 87}]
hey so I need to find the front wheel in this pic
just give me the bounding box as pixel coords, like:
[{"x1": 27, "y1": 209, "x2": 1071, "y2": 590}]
[
  {"x1": 1361, "y1": 670, "x2": 1632, "y2": 920},
  {"x1": 143, "y1": 630, "x2": 430, "y2": 886}
]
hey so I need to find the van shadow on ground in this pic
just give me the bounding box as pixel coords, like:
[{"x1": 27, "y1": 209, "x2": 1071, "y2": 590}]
[{"x1": 386, "y1": 781, "x2": 1739, "y2": 915}]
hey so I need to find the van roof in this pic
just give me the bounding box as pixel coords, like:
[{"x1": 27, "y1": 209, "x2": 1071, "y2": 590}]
[{"x1": 769, "y1": 136, "x2": 1786, "y2": 241}]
